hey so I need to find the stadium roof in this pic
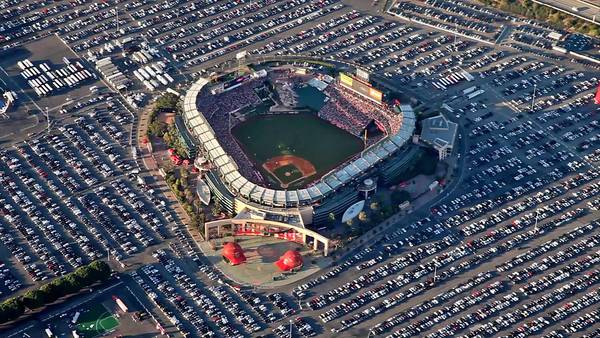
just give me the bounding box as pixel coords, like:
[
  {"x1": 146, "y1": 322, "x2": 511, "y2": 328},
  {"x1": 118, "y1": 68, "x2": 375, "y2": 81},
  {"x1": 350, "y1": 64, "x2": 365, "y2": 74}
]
[
  {"x1": 182, "y1": 77, "x2": 416, "y2": 208},
  {"x1": 420, "y1": 114, "x2": 458, "y2": 151}
]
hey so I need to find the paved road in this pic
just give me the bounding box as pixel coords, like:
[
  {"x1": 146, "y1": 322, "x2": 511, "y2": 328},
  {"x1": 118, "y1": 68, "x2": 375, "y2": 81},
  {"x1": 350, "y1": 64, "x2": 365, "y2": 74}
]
[{"x1": 534, "y1": 0, "x2": 600, "y2": 24}]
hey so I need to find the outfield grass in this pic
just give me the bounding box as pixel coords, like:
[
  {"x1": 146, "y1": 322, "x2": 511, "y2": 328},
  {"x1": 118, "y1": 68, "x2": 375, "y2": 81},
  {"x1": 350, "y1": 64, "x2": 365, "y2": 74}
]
[
  {"x1": 76, "y1": 303, "x2": 118, "y2": 338},
  {"x1": 232, "y1": 113, "x2": 363, "y2": 188}
]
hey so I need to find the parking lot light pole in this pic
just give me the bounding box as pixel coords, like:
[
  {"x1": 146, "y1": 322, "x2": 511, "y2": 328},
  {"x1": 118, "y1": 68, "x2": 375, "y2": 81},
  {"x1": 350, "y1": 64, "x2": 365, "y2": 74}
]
[
  {"x1": 531, "y1": 83, "x2": 537, "y2": 111},
  {"x1": 433, "y1": 258, "x2": 438, "y2": 285},
  {"x1": 45, "y1": 106, "x2": 50, "y2": 134},
  {"x1": 534, "y1": 209, "x2": 540, "y2": 233},
  {"x1": 289, "y1": 319, "x2": 293, "y2": 338}
]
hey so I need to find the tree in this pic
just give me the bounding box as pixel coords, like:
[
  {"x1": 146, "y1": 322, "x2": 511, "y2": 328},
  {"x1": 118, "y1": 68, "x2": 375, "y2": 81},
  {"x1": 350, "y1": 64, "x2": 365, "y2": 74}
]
[
  {"x1": 391, "y1": 190, "x2": 411, "y2": 206},
  {"x1": 155, "y1": 93, "x2": 179, "y2": 110},
  {"x1": 22, "y1": 289, "x2": 46, "y2": 309},
  {"x1": 358, "y1": 211, "x2": 369, "y2": 223},
  {"x1": 0, "y1": 261, "x2": 112, "y2": 323},
  {"x1": 212, "y1": 202, "x2": 223, "y2": 217},
  {"x1": 88, "y1": 260, "x2": 111, "y2": 282},
  {"x1": 39, "y1": 282, "x2": 61, "y2": 303},
  {"x1": 370, "y1": 201, "x2": 380, "y2": 211},
  {"x1": 0, "y1": 298, "x2": 25, "y2": 323},
  {"x1": 328, "y1": 212, "x2": 336, "y2": 224}
]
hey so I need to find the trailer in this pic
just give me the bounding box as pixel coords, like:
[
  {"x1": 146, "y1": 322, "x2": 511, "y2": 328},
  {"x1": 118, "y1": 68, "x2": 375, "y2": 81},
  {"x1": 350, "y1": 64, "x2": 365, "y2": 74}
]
[
  {"x1": 63, "y1": 57, "x2": 71, "y2": 65},
  {"x1": 467, "y1": 89, "x2": 485, "y2": 100},
  {"x1": 138, "y1": 68, "x2": 150, "y2": 80},
  {"x1": 150, "y1": 79, "x2": 160, "y2": 88},
  {"x1": 43, "y1": 83, "x2": 53, "y2": 93},
  {"x1": 17, "y1": 61, "x2": 27, "y2": 70},
  {"x1": 144, "y1": 65, "x2": 156, "y2": 78},
  {"x1": 163, "y1": 73, "x2": 174, "y2": 83},
  {"x1": 463, "y1": 86, "x2": 477, "y2": 95},
  {"x1": 68, "y1": 64, "x2": 78, "y2": 74},
  {"x1": 23, "y1": 59, "x2": 34, "y2": 68},
  {"x1": 156, "y1": 74, "x2": 168, "y2": 86},
  {"x1": 133, "y1": 70, "x2": 145, "y2": 82},
  {"x1": 71, "y1": 311, "x2": 81, "y2": 324},
  {"x1": 36, "y1": 86, "x2": 46, "y2": 97},
  {"x1": 114, "y1": 296, "x2": 128, "y2": 313},
  {"x1": 462, "y1": 70, "x2": 475, "y2": 82},
  {"x1": 151, "y1": 64, "x2": 162, "y2": 74},
  {"x1": 143, "y1": 80, "x2": 155, "y2": 91}
]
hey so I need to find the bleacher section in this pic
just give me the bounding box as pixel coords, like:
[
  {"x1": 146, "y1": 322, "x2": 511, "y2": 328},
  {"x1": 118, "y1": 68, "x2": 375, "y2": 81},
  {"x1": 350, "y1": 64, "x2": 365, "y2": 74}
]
[
  {"x1": 312, "y1": 188, "x2": 360, "y2": 225},
  {"x1": 379, "y1": 145, "x2": 422, "y2": 185}
]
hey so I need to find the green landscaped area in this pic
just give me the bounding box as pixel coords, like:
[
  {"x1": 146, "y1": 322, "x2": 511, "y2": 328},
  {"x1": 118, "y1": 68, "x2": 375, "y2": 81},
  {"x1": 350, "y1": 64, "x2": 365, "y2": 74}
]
[
  {"x1": 232, "y1": 113, "x2": 363, "y2": 188},
  {"x1": 76, "y1": 303, "x2": 119, "y2": 338}
]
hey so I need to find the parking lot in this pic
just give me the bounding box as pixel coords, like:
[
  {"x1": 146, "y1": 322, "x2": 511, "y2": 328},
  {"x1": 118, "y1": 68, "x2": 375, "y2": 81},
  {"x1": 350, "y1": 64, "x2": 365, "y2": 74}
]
[{"x1": 0, "y1": 0, "x2": 599, "y2": 337}]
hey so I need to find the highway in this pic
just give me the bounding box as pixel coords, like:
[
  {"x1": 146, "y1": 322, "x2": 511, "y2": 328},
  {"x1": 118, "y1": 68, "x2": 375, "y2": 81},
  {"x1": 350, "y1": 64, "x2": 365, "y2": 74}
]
[{"x1": 534, "y1": 0, "x2": 600, "y2": 25}]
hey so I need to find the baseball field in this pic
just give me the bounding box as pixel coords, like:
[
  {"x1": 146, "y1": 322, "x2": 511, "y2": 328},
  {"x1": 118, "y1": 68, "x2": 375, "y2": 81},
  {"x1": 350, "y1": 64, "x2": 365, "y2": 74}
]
[{"x1": 232, "y1": 113, "x2": 363, "y2": 189}]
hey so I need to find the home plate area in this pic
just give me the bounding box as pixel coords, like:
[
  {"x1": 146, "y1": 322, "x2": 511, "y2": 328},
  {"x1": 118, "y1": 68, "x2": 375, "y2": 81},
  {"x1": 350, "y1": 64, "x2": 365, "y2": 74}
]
[{"x1": 262, "y1": 155, "x2": 317, "y2": 188}]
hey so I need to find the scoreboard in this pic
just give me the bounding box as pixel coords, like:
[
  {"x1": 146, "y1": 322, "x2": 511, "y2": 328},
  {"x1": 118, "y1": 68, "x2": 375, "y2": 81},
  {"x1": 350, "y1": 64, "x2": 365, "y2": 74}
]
[{"x1": 339, "y1": 73, "x2": 383, "y2": 104}]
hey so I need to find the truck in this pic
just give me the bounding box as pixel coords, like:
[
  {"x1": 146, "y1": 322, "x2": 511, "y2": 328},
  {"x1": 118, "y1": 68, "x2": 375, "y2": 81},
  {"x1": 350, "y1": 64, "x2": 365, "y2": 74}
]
[
  {"x1": 463, "y1": 86, "x2": 477, "y2": 95},
  {"x1": 467, "y1": 89, "x2": 485, "y2": 100}
]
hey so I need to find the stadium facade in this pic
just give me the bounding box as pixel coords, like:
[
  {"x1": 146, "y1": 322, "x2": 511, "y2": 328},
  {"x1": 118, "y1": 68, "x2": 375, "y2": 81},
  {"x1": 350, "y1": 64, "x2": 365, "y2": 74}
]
[{"x1": 181, "y1": 61, "x2": 415, "y2": 253}]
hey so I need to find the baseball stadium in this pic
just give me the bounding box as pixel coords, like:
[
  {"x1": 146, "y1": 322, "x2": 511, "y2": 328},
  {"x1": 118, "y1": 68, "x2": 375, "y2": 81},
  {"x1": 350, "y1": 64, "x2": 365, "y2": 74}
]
[{"x1": 182, "y1": 58, "x2": 416, "y2": 256}]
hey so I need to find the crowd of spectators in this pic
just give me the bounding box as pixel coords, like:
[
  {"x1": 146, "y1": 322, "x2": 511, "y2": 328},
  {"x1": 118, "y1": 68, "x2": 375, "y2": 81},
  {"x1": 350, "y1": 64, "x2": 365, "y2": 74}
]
[
  {"x1": 196, "y1": 77, "x2": 403, "y2": 186},
  {"x1": 197, "y1": 80, "x2": 265, "y2": 183},
  {"x1": 318, "y1": 85, "x2": 403, "y2": 137}
]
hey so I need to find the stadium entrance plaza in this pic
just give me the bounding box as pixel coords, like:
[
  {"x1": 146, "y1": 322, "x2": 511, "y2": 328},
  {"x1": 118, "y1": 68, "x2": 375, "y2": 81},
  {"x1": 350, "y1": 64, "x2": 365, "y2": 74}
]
[{"x1": 199, "y1": 236, "x2": 332, "y2": 288}]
